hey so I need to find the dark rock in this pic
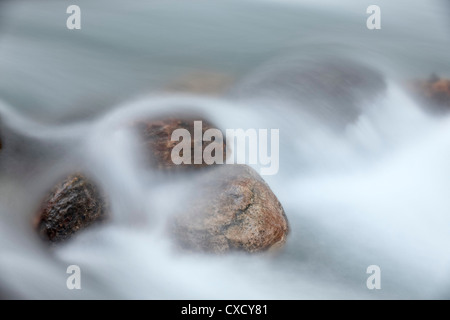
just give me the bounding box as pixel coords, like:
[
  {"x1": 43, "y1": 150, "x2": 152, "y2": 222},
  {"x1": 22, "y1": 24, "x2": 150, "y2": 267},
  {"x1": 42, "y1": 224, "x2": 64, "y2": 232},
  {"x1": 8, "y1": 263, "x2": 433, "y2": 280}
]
[
  {"x1": 134, "y1": 115, "x2": 227, "y2": 170},
  {"x1": 171, "y1": 164, "x2": 289, "y2": 253},
  {"x1": 36, "y1": 173, "x2": 108, "y2": 242}
]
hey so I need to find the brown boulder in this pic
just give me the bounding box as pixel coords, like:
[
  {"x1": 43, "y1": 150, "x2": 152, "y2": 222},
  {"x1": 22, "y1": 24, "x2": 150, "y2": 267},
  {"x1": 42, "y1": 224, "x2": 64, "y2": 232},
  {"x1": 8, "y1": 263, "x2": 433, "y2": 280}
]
[
  {"x1": 36, "y1": 173, "x2": 108, "y2": 242},
  {"x1": 134, "y1": 115, "x2": 227, "y2": 170},
  {"x1": 171, "y1": 164, "x2": 289, "y2": 253}
]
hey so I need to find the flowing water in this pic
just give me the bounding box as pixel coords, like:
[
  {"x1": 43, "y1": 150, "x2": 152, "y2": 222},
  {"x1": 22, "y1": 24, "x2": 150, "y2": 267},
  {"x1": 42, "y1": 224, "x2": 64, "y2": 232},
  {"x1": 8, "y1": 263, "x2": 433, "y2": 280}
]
[{"x1": 0, "y1": 0, "x2": 450, "y2": 299}]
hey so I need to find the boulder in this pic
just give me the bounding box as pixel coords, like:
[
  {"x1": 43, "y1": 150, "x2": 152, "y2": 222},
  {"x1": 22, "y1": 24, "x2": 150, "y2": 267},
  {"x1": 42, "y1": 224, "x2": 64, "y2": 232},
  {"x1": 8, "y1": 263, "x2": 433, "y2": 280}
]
[
  {"x1": 171, "y1": 164, "x2": 289, "y2": 253},
  {"x1": 36, "y1": 173, "x2": 107, "y2": 242},
  {"x1": 134, "y1": 115, "x2": 227, "y2": 170}
]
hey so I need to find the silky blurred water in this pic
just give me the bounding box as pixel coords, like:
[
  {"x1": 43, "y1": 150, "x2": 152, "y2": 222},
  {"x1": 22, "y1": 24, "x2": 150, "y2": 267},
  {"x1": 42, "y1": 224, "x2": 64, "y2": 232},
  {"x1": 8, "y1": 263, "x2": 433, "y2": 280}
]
[{"x1": 0, "y1": 0, "x2": 450, "y2": 299}]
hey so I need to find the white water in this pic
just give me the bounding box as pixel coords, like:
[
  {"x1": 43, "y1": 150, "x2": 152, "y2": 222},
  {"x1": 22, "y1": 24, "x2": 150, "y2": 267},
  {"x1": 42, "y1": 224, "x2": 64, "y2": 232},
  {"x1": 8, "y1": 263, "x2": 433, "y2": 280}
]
[{"x1": 0, "y1": 0, "x2": 449, "y2": 299}]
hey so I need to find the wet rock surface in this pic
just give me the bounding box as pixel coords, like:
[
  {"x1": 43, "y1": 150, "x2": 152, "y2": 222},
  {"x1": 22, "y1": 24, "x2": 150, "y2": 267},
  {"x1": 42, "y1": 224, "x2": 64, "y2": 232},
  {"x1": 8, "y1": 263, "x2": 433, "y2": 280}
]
[
  {"x1": 36, "y1": 173, "x2": 107, "y2": 242},
  {"x1": 134, "y1": 115, "x2": 227, "y2": 170},
  {"x1": 171, "y1": 164, "x2": 289, "y2": 253}
]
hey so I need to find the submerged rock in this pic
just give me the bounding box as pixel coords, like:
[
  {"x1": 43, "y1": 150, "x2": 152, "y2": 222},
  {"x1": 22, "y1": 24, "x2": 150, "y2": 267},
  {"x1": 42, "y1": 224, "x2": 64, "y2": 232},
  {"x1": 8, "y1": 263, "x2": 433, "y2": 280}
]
[
  {"x1": 134, "y1": 115, "x2": 227, "y2": 170},
  {"x1": 231, "y1": 56, "x2": 386, "y2": 129},
  {"x1": 171, "y1": 164, "x2": 289, "y2": 253},
  {"x1": 408, "y1": 74, "x2": 450, "y2": 113},
  {"x1": 36, "y1": 173, "x2": 107, "y2": 242},
  {"x1": 164, "y1": 71, "x2": 234, "y2": 96}
]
